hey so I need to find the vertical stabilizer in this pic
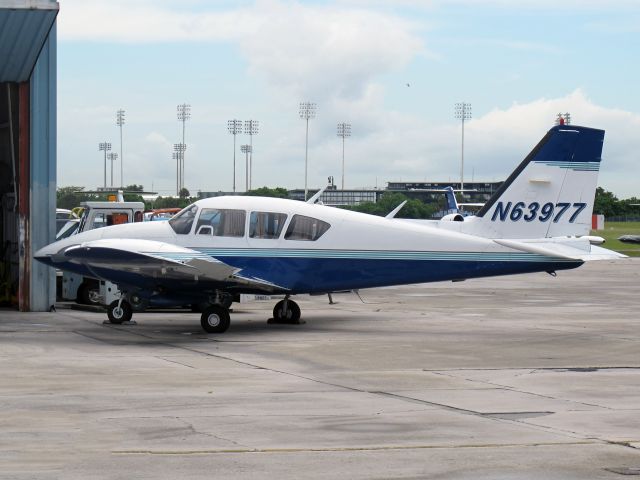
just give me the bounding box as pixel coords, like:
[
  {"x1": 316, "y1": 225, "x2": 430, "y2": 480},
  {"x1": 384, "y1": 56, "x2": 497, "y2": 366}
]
[
  {"x1": 444, "y1": 186, "x2": 459, "y2": 213},
  {"x1": 472, "y1": 125, "x2": 604, "y2": 239}
]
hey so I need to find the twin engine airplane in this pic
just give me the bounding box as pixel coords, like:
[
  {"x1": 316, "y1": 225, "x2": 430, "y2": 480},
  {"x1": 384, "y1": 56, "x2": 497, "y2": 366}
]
[{"x1": 36, "y1": 125, "x2": 624, "y2": 333}]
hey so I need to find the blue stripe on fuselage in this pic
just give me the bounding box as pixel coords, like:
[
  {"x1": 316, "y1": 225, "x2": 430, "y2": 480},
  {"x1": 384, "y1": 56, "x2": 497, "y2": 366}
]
[{"x1": 218, "y1": 256, "x2": 581, "y2": 292}]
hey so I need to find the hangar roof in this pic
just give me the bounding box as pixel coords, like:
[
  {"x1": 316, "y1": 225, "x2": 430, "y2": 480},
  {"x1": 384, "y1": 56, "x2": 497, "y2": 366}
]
[{"x1": 0, "y1": 0, "x2": 59, "y2": 82}]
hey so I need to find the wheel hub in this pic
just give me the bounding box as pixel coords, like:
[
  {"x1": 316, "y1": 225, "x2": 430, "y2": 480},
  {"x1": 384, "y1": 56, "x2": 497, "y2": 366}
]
[{"x1": 207, "y1": 314, "x2": 221, "y2": 327}]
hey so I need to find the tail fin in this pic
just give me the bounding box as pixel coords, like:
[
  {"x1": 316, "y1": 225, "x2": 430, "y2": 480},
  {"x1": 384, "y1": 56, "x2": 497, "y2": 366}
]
[
  {"x1": 473, "y1": 125, "x2": 604, "y2": 239},
  {"x1": 443, "y1": 186, "x2": 459, "y2": 213}
]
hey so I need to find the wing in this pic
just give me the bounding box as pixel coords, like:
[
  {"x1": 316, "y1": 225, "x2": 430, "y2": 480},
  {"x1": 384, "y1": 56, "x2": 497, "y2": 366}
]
[{"x1": 60, "y1": 238, "x2": 288, "y2": 292}]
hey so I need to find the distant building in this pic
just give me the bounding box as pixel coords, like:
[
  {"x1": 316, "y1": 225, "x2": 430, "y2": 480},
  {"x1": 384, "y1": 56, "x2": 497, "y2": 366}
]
[
  {"x1": 386, "y1": 181, "x2": 502, "y2": 204},
  {"x1": 288, "y1": 189, "x2": 380, "y2": 205},
  {"x1": 198, "y1": 191, "x2": 243, "y2": 199},
  {"x1": 198, "y1": 181, "x2": 503, "y2": 208}
]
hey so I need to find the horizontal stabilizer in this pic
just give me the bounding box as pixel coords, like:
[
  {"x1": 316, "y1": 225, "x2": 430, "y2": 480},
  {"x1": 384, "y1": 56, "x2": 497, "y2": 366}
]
[{"x1": 494, "y1": 237, "x2": 626, "y2": 261}]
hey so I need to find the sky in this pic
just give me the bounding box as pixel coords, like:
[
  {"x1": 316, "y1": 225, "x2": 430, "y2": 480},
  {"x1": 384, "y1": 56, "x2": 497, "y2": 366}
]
[{"x1": 56, "y1": 0, "x2": 640, "y2": 198}]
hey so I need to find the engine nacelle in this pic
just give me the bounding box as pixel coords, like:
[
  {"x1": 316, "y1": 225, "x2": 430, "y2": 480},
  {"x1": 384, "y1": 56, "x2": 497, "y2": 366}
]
[{"x1": 441, "y1": 213, "x2": 464, "y2": 222}]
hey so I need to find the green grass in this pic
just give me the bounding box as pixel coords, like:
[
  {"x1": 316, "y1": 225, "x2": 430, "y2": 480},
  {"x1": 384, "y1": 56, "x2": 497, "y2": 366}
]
[{"x1": 592, "y1": 221, "x2": 640, "y2": 257}]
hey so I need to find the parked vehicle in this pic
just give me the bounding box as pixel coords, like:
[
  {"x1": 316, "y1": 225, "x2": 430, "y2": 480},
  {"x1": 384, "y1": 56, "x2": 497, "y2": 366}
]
[{"x1": 60, "y1": 200, "x2": 144, "y2": 305}]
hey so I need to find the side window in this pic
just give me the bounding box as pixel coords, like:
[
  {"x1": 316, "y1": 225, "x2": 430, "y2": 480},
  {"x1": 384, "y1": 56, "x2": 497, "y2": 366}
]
[
  {"x1": 169, "y1": 204, "x2": 198, "y2": 234},
  {"x1": 91, "y1": 212, "x2": 107, "y2": 229},
  {"x1": 249, "y1": 212, "x2": 287, "y2": 239},
  {"x1": 90, "y1": 211, "x2": 129, "y2": 229},
  {"x1": 284, "y1": 215, "x2": 330, "y2": 241},
  {"x1": 195, "y1": 209, "x2": 246, "y2": 237}
]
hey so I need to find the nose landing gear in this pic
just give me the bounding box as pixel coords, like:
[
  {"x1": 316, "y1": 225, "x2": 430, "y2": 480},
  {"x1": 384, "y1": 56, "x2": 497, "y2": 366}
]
[{"x1": 107, "y1": 297, "x2": 133, "y2": 324}]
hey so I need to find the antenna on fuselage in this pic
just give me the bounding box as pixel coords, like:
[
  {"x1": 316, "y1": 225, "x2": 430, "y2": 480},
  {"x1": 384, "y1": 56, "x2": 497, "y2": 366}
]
[
  {"x1": 306, "y1": 185, "x2": 328, "y2": 204},
  {"x1": 385, "y1": 200, "x2": 407, "y2": 219}
]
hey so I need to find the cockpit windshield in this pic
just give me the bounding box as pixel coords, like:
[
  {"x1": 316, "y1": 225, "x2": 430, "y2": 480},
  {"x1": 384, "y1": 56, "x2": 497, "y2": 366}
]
[{"x1": 169, "y1": 204, "x2": 198, "y2": 234}]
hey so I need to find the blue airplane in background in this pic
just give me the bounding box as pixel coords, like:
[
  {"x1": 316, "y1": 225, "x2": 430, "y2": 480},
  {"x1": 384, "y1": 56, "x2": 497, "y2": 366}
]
[{"x1": 36, "y1": 125, "x2": 624, "y2": 333}]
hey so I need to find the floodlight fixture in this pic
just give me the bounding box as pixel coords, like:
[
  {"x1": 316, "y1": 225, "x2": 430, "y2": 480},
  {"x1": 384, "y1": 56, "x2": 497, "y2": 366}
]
[
  {"x1": 177, "y1": 103, "x2": 191, "y2": 122},
  {"x1": 299, "y1": 102, "x2": 318, "y2": 200},
  {"x1": 299, "y1": 102, "x2": 316, "y2": 120},
  {"x1": 98, "y1": 142, "x2": 112, "y2": 188},
  {"x1": 337, "y1": 122, "x2": 352, "y2": 190},
  {"x1": 454, "y1": 102, "x2": 472, "y2": 194},
  {"x1": 244, "y1": 120, "x2": 259, "y2": 135}
]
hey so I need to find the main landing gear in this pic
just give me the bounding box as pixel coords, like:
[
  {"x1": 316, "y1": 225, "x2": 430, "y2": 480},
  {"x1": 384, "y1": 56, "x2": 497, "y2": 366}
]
[
  {"x1": 200, "y1": 305, "x2": 231, "y2": 333},
  {"x1": 270, "y1": 296, "x2": 302, "y2": 324}
]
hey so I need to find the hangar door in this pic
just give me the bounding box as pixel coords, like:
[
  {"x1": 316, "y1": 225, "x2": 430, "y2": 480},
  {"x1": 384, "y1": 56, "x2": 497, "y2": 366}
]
[{"x1": 0, "y1": 84, "x2": 21, "y2": 307}]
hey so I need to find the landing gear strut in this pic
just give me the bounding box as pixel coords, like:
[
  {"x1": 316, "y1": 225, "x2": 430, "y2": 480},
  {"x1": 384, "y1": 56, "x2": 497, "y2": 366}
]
[
  {"x1": 200, "y1": 305, "x2": 231, "y2": 333},
  {"x1": 270, "y1": 297, "x2": 302, "y2": 324}
]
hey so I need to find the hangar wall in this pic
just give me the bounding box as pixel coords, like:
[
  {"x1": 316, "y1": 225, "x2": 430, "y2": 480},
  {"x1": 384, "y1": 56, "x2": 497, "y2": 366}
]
[
  {"x1": 29, "y1": 24, "x2": 57, "y2": 311},
  {"x1": 0, "y1": 2, "x2": 58, "y2": 311}
]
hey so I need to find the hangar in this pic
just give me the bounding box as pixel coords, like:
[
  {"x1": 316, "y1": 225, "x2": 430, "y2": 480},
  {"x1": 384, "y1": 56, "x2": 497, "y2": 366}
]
[{"x1": 0, "y1": 0, "x2": 58, "y2": 311}]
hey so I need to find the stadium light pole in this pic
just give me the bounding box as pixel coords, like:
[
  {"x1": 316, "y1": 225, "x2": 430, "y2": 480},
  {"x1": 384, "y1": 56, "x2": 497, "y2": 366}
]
[
  {"x1": 241, "y1": 144, "x2": 252, "y2": 191},
  {"x1": 107, "y1": 152, "x2": 118, "y2": 188},
  {"x1": 98, "y1": 142, "x2": 111, "y2": 189},
  {"x1": 116, "y1": 109, "x2": 125, "y2": 187},
  {"x1": 173, "y1": 143, "x2": 187, "y2": 196},
  {"x1": 177, "y1": 104, "x2": 191, "y2": 192},
  {"x1": 172, "y1": 152, "x2": 179, "y2": 195},
  {"x1": 337, "y1": 122, "x2": 351, "y2": 190},
  {"x1": 454, "y1": 102, "x2": 472, "y2": 195},
  {"x1": 299, "y1": 102, "x2": 317, "y2": 200},
  {"x1": 227, "y1": 119, "x2": 243, "y2": 193},
  {"x1": 244, "y1": 120, "x2": 259, "y2": 191}
]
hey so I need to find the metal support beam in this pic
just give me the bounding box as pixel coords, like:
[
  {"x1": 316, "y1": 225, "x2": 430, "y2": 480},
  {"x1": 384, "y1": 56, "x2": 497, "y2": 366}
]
[{"x1": 18, "y1": 81, "x2": 30, "y2": 311}]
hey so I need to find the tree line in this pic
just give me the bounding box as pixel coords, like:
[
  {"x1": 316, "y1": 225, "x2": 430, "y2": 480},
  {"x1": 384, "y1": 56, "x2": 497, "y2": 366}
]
[{"x1": 593, "y1": 187, "x2": 640, "y2": 218}]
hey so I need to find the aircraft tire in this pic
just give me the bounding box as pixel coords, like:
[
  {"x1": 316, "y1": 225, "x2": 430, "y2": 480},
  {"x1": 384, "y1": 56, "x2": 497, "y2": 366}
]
[
  {"x1": 107, "y1": 300, "x2": 133, "y2": 324},
  {"x1": 200, "y1": 305, "x2": 230, "y2": 333},
  {"x1": 272, "y1": 300, "x2": 301, "y2": 323},
  {"x1": 78, "y1": 283, "x2": 101, "y2": 306}
]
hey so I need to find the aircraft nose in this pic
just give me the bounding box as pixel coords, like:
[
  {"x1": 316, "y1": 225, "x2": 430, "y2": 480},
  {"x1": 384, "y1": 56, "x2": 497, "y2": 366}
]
[
  {"x1": 34, "y1": 242, "x2": 58, "y2": 266},
  {"x1": 34, "y1": 243, "x2": 54, "y2": 259},
  {"x1": 34, "y1": 239, "x2": 73, "y2": 264}
]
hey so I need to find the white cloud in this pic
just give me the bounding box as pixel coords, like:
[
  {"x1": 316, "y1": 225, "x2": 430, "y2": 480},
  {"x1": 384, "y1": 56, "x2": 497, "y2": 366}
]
[
  {"x1": 57, "y1": 0, "x2": 251, "y2": 42},
  {"x1": 236, "y1": 2, "x2": 424, "y2": 99},
  {"x1": 58, "y1": 0, "x2": 425, "y2": 100}
]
